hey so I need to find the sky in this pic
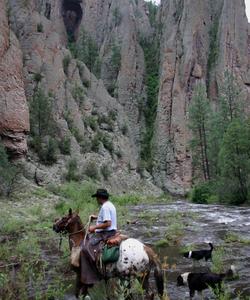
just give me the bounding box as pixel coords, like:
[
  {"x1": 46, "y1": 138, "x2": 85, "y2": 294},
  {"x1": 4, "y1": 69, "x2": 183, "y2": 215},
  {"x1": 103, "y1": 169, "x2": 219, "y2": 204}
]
[{"x1": 145, "y1": 0, "x2": 250, "y2": 22}]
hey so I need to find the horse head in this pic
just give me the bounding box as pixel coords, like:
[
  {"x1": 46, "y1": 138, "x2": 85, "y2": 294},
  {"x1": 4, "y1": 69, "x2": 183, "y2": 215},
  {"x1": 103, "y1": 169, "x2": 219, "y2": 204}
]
[{"x1": 53, "y1": 208, "x2": 83, "y2": 234}]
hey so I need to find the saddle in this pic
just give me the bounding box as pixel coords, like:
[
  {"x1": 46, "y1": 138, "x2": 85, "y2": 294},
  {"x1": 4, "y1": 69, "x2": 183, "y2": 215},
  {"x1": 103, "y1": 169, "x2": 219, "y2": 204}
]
[
  {"x1": 106, "y1": 232, "x2": 128, "y2": 246},
  {"x1": 70, "y1": 232, "x2": 128, "y2": 268},
  {"x1": 101, "y1": 232, "x2": 128, "y2": 265}
]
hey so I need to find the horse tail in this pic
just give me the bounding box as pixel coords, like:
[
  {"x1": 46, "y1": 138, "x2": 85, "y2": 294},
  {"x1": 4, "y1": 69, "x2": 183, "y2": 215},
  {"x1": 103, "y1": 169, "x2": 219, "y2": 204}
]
[{"x1": 144, "y1": 245, "x2": 164, "y2": 297}]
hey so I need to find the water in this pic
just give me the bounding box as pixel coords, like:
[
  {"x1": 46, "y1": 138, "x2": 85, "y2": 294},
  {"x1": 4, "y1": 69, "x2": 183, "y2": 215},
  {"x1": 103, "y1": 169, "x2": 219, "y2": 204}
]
[{"x1": 125, "y1": 201, "x2": 250, "y2": 299}]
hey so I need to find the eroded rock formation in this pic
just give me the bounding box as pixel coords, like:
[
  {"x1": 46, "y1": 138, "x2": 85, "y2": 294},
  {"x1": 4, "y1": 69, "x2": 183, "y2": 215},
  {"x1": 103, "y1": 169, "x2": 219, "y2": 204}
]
[
  {"x1": 153, "y1": 0, "x2": 250, "y2": 194},
  {"x1": 0, "y1": 0, "x2": 29, "y2": 157},
  {"x1": 0, "y1": 0, "x2": 249, "y2": 194}
]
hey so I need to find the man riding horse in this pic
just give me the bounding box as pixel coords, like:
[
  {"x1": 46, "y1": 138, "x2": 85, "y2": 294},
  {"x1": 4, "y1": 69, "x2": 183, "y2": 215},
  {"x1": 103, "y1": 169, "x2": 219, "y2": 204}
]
[
  {"x1": 80, "y1": 188, "x2": 117, "y2": 285},
  {"x1": 53, "y1": 189, "x2": 164, "y2": 298}
]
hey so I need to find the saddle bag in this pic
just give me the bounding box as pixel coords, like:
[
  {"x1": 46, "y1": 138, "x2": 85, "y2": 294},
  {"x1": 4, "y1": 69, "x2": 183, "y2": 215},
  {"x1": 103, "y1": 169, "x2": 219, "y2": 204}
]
[{"x1": 102, "y1": 245, "x2": 120, "y2": 264}]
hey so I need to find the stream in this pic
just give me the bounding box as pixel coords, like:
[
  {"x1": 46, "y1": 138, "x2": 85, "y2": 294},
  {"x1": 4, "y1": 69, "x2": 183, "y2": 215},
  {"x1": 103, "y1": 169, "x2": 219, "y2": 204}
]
[
  {"x1": 61, "y1": 200, "x2": 250, "y2": 300},
  {"x1": 126, "y1": 201, "x2": 250, "y2": 299}
]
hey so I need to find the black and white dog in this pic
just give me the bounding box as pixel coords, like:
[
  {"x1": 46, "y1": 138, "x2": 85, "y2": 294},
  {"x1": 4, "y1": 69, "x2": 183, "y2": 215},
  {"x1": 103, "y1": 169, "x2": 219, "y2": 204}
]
[
  {"x1": 177, "y1": 266, "x2": 235, "y2": 298},
  {"x1": 183, "y1": 243, "x2": 213, "y2": 261}
]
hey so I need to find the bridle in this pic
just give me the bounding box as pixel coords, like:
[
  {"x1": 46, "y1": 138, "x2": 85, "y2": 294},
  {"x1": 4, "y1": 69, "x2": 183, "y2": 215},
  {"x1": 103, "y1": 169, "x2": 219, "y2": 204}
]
[
  {"x1": 68, "y1": 228, "x2": 84, "y2": 236},
  {"x1": 55, "y1": 213, "x2": 91, "y2": 249}
]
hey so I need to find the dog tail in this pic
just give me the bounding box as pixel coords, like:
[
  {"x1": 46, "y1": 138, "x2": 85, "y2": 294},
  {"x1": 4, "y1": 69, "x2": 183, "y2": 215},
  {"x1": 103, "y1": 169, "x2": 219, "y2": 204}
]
[
  {"x1": 209, "y1": 242, "x2": 214, "y2": 251},
  {"x1": 226, "y1": 265, "x2": 236, "y2": 278},
  {"x1": 145, "y1": 245, "x2": 164, "y2": 297},
  {"x1": 221, "y1": 265, "x2": 236, "y2": 279}
]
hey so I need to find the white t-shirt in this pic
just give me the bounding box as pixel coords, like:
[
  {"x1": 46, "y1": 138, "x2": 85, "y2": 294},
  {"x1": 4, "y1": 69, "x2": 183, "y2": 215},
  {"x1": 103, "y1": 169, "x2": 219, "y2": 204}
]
[{"x1": 96, "y1": 201, "x2": 117, "y2": 232}]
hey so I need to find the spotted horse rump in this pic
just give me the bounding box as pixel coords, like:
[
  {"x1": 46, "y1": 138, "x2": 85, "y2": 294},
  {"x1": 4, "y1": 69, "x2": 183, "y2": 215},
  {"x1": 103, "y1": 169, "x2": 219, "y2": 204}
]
[{"x1": 116, "y1": 238, "x2": 150, "y2": 274}]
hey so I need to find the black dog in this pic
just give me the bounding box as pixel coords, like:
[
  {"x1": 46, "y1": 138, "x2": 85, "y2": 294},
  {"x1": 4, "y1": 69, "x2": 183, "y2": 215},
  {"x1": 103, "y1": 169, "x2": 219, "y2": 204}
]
[
  {"x1": 183, "y1": 243, "x2": 213, "y2": 261},
  {"x1": 177, "y1": 266, "x2": 235, "y2": 298}
]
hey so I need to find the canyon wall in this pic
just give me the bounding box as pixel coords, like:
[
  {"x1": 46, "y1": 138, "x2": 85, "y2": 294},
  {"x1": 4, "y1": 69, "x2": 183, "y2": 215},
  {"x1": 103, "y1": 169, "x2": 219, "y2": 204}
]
[{"x1": 0, "y1": 0, "x2": 249, "y2": 194}]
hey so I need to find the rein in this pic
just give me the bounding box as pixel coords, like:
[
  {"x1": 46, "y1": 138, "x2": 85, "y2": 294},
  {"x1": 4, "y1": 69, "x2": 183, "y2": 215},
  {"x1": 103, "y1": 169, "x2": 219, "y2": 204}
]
[{"x1": 68, "y1": 228, "x2": 84, "y2": 236}]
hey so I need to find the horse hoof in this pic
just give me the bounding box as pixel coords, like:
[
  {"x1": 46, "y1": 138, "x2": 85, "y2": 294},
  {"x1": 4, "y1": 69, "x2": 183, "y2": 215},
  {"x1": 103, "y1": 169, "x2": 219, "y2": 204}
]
[{"x1": 84, "y1": 296, "x2": 91, "y2": 300}]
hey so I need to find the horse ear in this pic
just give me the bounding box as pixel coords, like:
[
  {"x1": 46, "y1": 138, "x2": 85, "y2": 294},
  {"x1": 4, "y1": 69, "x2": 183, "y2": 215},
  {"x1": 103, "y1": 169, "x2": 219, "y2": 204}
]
[{"x1": 69, "y1": 208, "x2": 72, "y2": 216}]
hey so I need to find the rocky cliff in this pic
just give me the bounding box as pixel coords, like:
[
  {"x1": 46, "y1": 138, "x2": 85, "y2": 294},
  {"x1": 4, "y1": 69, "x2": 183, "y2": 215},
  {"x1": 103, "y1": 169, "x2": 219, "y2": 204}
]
[
  {"x1": 0, "y1": 0, "x2": 249, "y2": 195},
  {"x1": 153, "y1": 0, "x2": 250, "y2": 194}
]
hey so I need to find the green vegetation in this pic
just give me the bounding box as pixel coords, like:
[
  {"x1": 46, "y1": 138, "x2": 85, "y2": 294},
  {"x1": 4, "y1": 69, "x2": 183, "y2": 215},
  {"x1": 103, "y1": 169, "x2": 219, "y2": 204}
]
[
  {"x1": 97, "y1": 111, "x2": 116, "y2": 131},
  {"x1": 0, "y1": 179, "x2": 173, "y2": 299},
  {"x1": 112, "y1": 7, "x2": 122, "y2": 26},
  {"x1": 111, "y1": 43, "x2": 121, "y2": 76},
  {"x1": 33, "y1": 72, "x2": 42, "y2": 83},
  {"x1": 121, "y1": 123, "x2": 128, "y2": 135},
  {"x1": 101, "y1": 164, "x2": 112, "y2": 181},
  {"x1": 71, "y1": 83, "x2": 85, "y2": 106},
  {"x1": 71, "y1": 30, "x2": 101, "y2": 78},
  {"x1": 63, "y1": 55, "x2": 71, "y2": 75},
  {"x1": 211, "y1": 246, "x2": 226, "y2": 273},
  {"x1": 146, "y1": 1, "x2": 158, "y2": 27},
  {"x1": 0, "y1": 142, "x2": 21, "y2": 197},
  {"x1": 59, "y1": 135, "x2": 71, "y2": 155},
  {"x1": 102, "y1": 134, "x2": 114, "y2": 154},
  {"x1": 224, "y1": 231, "x2": 250, "y2": 245},
  {"x1": 189, "y1": 72, "x2": 250, "y2": 205},
  {"x1": 189, "y1": 83, "x2": 211, "y2": 181},
  {"x1": 29, "y1": 88, "x2": 58, "y2": 165},
  {"x1": 64, "y1": 112, "x2": 84, "y2": 144},
  {"x1": 218, "y1": 119, "x2": 250, "y2": 204},
  {"x1": 207, "y1": 16, "x2": 219, "y2": 73},
  {"x1": 84, "y1": 161, "x2": 99, "y2": 180},
  {"x1": 84, "y1": 115, "x2": 98, "y2": 131},
  {"x1": 139, "y1": 34, "x2": 160, "y2": 172},
  {"x1": 37, "y1": 22, "x2": 43, "y2": 33},
  {"x1": 91, "y1": 133, "x2": 102, "y2": 152},
  {"x1": 65, "y1": 159, "x2": 81, "y2": 182}
]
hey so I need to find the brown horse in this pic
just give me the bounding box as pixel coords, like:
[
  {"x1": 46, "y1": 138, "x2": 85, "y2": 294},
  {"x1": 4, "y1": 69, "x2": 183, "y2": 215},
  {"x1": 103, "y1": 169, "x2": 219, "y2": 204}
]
[{"x1": 53, "y1": 208, "x2": 164, "y2": 299}]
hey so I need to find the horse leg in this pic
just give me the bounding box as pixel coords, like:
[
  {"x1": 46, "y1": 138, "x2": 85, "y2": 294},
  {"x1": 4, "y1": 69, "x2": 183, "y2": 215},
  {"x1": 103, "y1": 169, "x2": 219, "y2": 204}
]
[
  {"x1": 141, "y1": 272, "x2": 154, "y2": 300},
  {"x1": 75, "y1": 272, "x2": 82, "y2": 298}
]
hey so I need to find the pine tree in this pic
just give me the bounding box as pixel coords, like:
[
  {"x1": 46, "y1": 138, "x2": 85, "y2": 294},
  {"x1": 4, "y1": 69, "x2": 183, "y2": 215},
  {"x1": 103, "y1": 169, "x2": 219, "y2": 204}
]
[
  {"x1": 189, "y1": 83, "x2": 211, "y2": 181},
  {"x1": 218, "y1": 118, "x2": 250, "y2": 204}
]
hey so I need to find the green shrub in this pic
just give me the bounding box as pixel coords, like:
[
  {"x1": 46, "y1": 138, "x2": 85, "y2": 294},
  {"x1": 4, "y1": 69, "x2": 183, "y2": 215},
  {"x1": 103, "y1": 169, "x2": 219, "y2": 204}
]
[
  {"x1": 98, "y1": 113, "x2": 115, "y2": 131},
  {"x1": 84, "y1": 161, "x2": 99, "y2": 180},
  {"x1": 84, "y1": 116, "x2": 98, "y2": 131},
  {"x1": 91, "y1": 134, "x2": 101, "y2": 152},
  {"x1": 107, "y1": 80, "x2": 118, "y2": 98},
  {"x1": 108, "y1": 110, "x2": 117, "y2": 121},
  {"x1": 30, "y1": 88, "x2": 55, "y2": 138},
  {"x1": 74, "y1": 30, "x2": 100, "y2": 77},
  {"x1": 80, "y1": 137, "x2": 92, "y2": 154},
  {"x1": 102, "y1": 134, "x2": 114, "y2": 154},
  {"x1": 111, "y1": 43, "x2": 121, "y2": 74},
  {"x1": 0, "y1": 142, "x2": 20, "y2": 196},
  {"x1": 211, "y1": 246, "x2": 226, "y2": 273},
  {"x1": 112, "y1": 7, "x2": 122, "y2": 26},
  {"x1": 121, "y1": 123, "x2": 128, "y2": 135},
  {"x1": 63, "y1": 55, "x2": 71, "y2": 75},
  {"x1": 65, "y1": 159, "x2": 81, "y2": 182},
  {"x1": 115, "y1": 150, "x2": 123, "y2": 159},
  {"x1": 33, "y1": 73, "x2": 42, "y2": 83},
  {"x1": 59, "y1": 136, "x2": 71, "y2": 155},
  {"x1": 191, "y1": 181, "x2": 215, "y2": 204},
  {"x1": 101, "y1": 165, "x2": 112, "y2": 180},
  {"x1": 71, "y1": 83, "x2": 85, "y2": 105},
  {"x1": 82, "y1": 78, "x2": 90, "y2": 88},
  {"x1": 37, "y1": 23, "x2": 43, "y2": 33},
  {"x1": 65, "y1": 113, "x2": 83, "y2": 144},
  {"x1": 39, "y1": 138, "x2": 58, "y2": 165}
]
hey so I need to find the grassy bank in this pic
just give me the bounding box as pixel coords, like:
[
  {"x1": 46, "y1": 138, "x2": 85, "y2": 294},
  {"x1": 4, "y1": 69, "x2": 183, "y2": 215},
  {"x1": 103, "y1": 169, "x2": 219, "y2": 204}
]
[{"x1": 0, "y1": 181, "x2": 171, "y2": 299}]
